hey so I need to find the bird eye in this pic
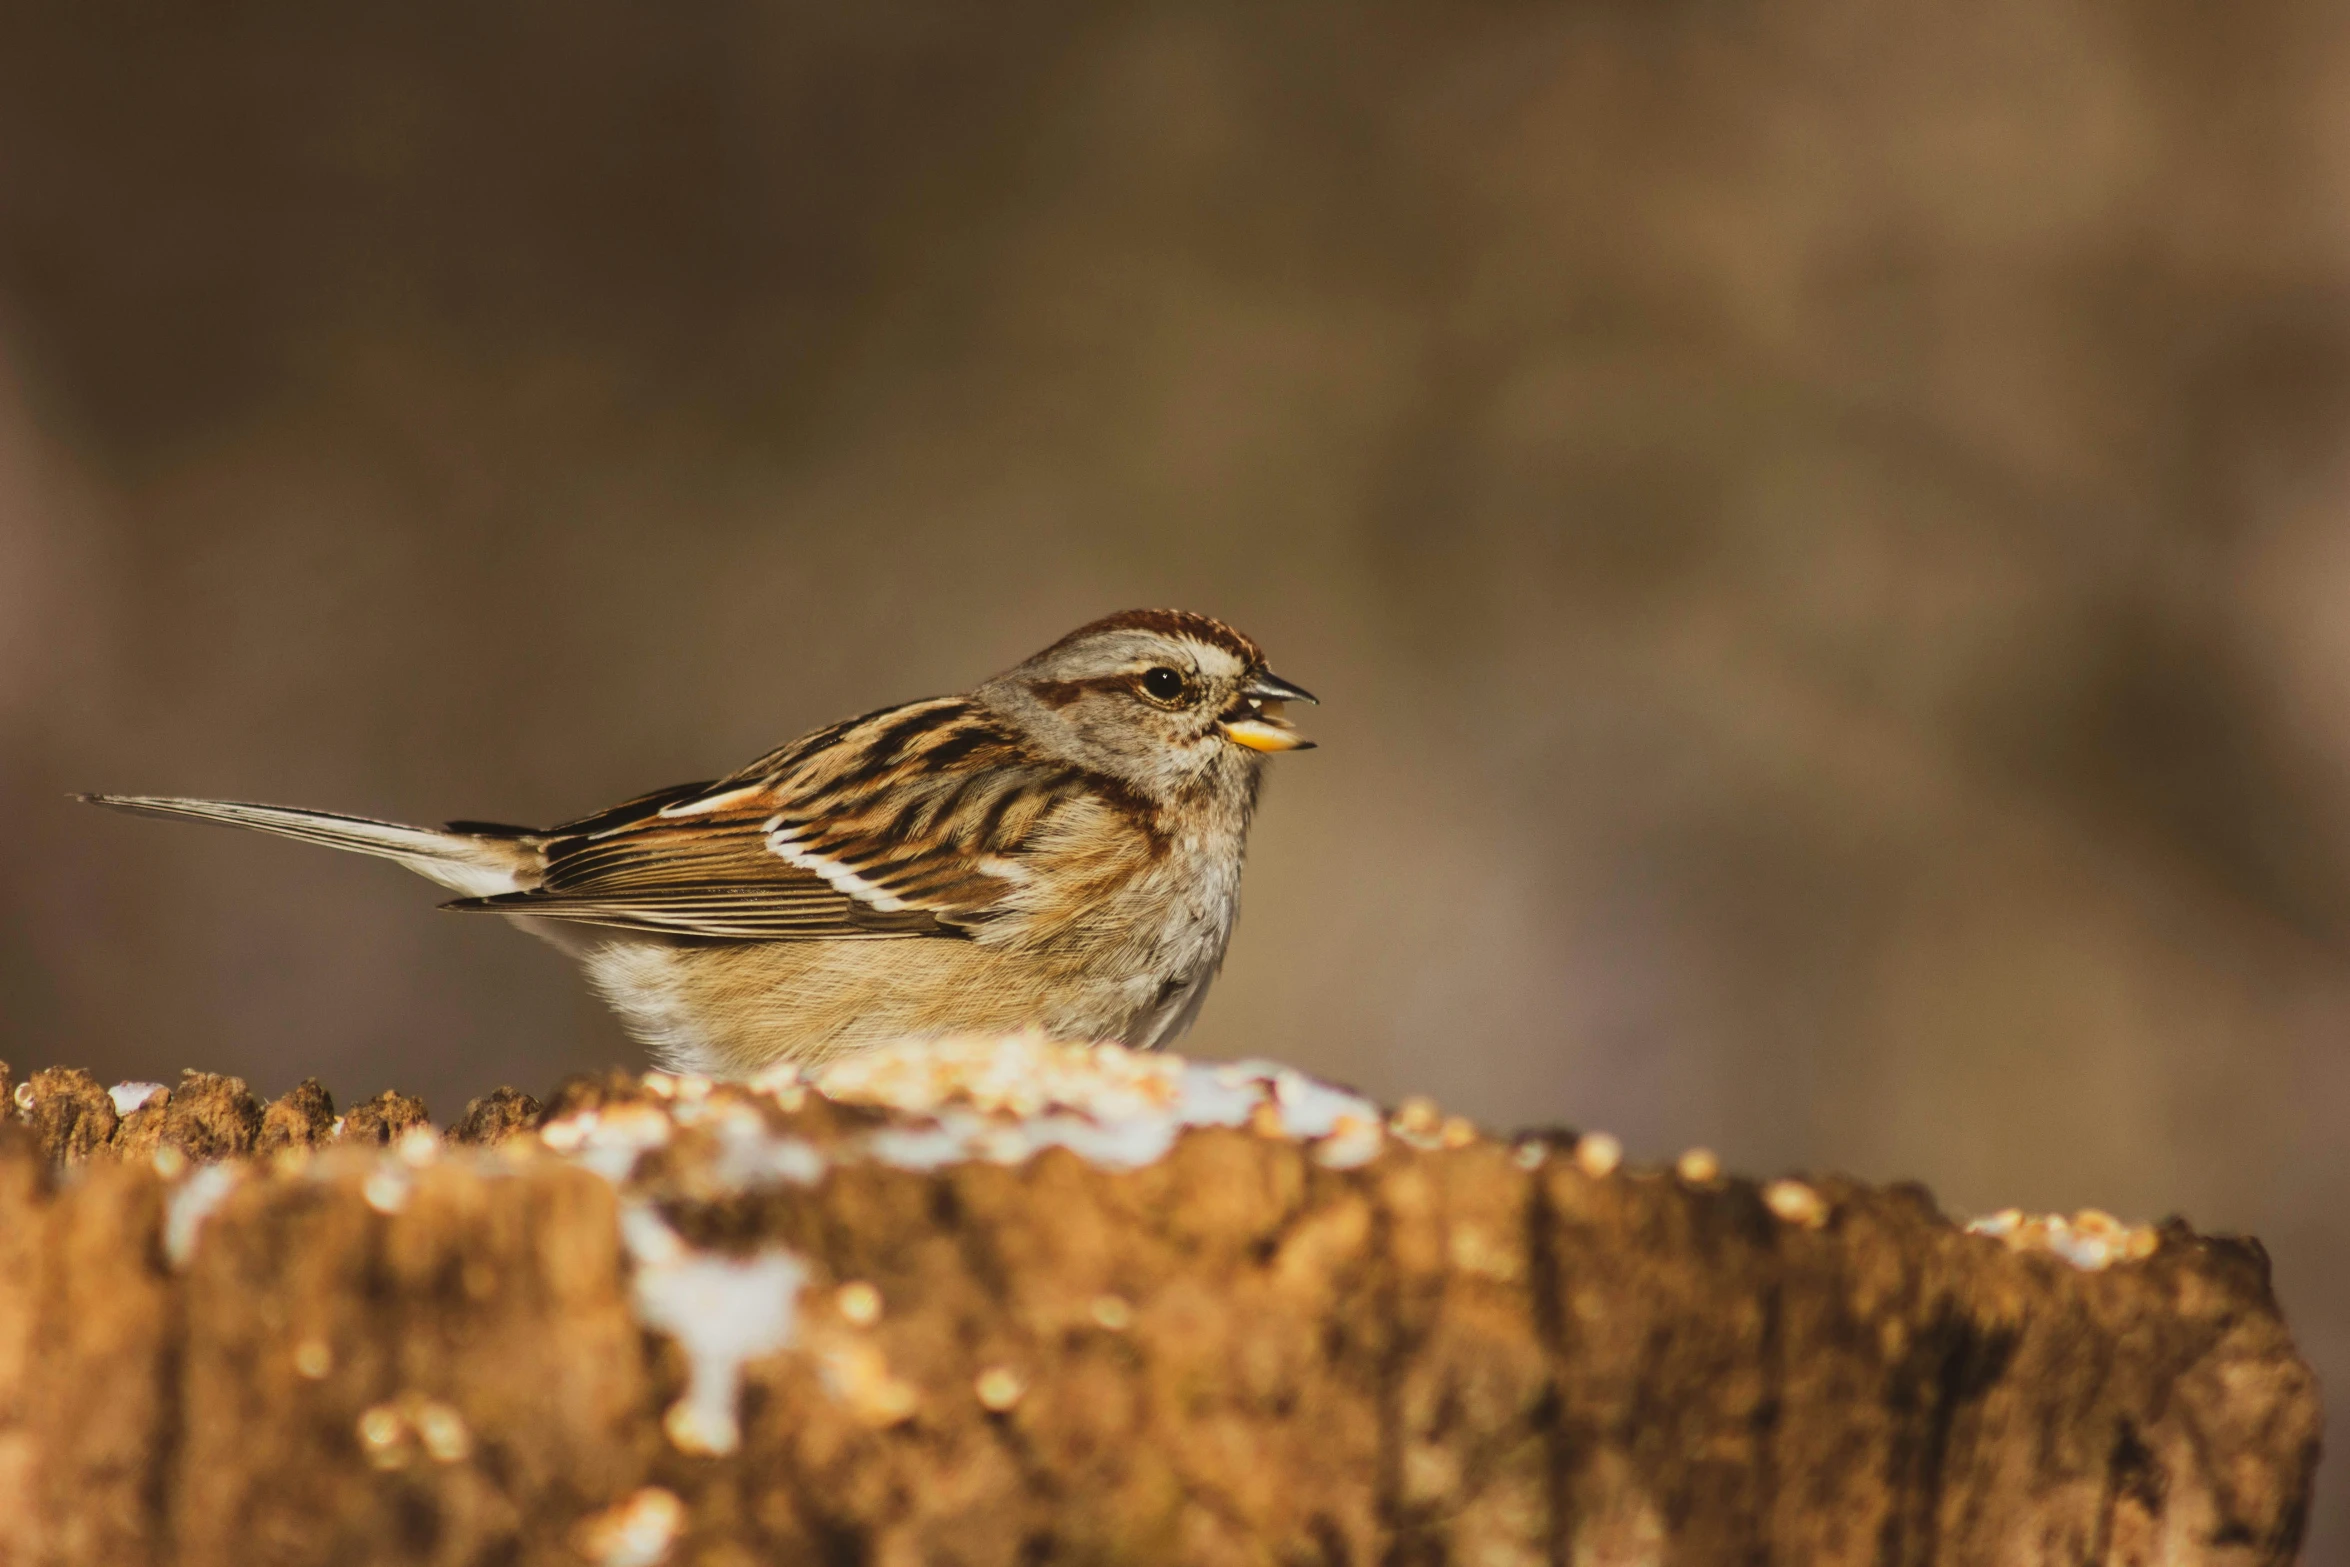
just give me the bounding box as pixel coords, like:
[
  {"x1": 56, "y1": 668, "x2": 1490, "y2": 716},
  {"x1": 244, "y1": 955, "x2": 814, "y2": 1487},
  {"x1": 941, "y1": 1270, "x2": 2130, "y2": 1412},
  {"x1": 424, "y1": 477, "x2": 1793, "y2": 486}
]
[{"x1": 1141, "y1": 666, "x2": 1188, "y2": 704}]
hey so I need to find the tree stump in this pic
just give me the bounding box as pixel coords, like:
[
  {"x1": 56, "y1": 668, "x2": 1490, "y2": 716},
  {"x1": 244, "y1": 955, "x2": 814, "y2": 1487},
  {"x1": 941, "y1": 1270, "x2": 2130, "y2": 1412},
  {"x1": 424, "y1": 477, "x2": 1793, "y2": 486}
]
[{"x1": 0, "y1": 1041, "x2": 2319, "y2": 1566}]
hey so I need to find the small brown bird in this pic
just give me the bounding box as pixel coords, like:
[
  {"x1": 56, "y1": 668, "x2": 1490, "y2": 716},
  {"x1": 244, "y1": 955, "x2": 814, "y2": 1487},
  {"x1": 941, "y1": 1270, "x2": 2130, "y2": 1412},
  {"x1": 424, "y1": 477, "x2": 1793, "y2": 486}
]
[{"x1": 84, "y1": 610, "x2": 1316, "y2": 1076}]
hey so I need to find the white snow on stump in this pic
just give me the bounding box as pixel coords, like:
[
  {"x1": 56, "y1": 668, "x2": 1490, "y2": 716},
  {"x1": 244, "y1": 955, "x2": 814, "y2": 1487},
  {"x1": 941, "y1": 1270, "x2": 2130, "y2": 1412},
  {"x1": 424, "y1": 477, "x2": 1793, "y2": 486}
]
[
  {"x1": 811, "y1": 1034, "x2": 1387, "y2": 1172},
  {"x1": 1967, "y1": 1206, "x2": 2160, "y2": 1271},
  {"x1": 620, "y1": 1201, "x2": 809, "y2": 1456},
  {"x1": 571, "y1": 1487, "x2": 685, "y2": 1567},
  {"x1": 109, "y1": 1081, "x2": 167, "y2": 1116},
  {"x1": 162, "y1": 1162, "x2": 240, "y2": 1267}
]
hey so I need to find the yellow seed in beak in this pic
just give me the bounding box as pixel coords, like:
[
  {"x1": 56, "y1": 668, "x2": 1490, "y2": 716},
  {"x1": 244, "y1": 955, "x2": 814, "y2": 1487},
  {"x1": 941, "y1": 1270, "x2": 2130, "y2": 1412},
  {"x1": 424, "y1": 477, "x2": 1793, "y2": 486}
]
[{"x1": 1220, "y1": 716, "x2": 1314, "y2": 752}]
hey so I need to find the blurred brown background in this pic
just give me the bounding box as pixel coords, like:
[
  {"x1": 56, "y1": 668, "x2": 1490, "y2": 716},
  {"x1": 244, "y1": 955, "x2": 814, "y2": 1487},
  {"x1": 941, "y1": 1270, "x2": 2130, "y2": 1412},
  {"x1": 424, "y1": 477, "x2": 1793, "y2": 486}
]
[{"x1": 3, "y1": 0, "x2": 2346, "y2": 1551}]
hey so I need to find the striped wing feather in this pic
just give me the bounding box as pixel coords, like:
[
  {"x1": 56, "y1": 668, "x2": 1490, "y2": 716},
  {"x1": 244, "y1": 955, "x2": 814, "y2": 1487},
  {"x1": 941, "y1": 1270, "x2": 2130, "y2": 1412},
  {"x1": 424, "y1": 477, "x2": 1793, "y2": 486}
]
[{"x1": 446, "y1": 699, "x2": 1073, "y2": 941}]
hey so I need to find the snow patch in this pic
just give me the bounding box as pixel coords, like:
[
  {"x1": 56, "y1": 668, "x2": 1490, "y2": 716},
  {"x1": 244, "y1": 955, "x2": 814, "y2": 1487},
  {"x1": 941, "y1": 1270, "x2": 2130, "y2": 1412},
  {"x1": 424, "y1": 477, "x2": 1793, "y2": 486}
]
[{"x1": 621, "y1": 1202, "x2": 809, "y2": 1455}]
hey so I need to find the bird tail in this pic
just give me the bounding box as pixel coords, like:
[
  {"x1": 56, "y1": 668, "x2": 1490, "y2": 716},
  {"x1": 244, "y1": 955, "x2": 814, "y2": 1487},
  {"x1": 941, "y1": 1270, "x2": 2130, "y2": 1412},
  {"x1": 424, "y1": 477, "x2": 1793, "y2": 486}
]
[{"x1": 77, "y1": 793, "x2": 541, "y2": 899}]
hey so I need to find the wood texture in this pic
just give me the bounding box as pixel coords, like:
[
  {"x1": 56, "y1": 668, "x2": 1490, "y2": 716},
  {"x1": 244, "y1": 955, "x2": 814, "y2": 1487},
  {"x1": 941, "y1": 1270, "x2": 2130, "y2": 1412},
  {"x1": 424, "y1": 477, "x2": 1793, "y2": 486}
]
[{"x1": 0, "y1": 1059, "x2": 2319, "y2": 1566}]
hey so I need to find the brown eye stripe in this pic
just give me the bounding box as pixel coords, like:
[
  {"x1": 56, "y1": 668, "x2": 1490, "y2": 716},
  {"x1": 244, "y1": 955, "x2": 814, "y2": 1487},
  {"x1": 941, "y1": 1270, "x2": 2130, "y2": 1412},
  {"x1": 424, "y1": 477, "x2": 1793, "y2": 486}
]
[{"x1": 1024, "y1": 674, "x2": 1140, "y2": 709}]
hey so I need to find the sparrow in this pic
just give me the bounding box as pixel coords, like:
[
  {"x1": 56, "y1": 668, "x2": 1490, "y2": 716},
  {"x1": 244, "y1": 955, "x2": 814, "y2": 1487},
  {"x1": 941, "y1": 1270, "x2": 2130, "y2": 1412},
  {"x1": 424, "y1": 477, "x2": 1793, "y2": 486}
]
[{"x1": 83, "y1": 609, "x2": 1316, "y2": 1077}]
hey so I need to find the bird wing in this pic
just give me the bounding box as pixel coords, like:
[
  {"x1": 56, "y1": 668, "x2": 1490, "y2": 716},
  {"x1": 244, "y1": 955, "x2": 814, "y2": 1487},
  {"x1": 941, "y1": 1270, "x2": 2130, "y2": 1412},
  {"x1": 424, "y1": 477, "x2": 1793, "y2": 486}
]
[{"x1": 442, "y1": 698, "x2": 1081, "y2": 940}]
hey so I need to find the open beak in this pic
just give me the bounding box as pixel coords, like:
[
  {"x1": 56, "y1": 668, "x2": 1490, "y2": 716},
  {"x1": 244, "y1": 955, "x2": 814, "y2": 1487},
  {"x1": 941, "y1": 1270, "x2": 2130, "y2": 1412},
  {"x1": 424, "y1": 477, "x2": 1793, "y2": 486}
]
[{"x1": 1219, "y1": 669, "x2": 1319, "y2": 752}]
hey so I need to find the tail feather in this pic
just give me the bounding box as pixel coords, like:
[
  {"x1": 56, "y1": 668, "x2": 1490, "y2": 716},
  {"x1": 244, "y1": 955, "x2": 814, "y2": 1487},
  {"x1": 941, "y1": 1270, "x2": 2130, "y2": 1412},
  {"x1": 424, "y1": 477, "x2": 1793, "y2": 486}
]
[{"x1": 78, "y1": 793, "x2": 540, "y2": 899}]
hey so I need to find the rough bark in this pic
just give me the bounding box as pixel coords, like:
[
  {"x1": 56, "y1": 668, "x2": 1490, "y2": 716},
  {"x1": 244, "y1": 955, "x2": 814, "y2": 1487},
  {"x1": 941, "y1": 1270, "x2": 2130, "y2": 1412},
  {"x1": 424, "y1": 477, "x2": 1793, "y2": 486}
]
[{"x1": 0, "y1": 1049, "x2": 2320, "y2": 1567}]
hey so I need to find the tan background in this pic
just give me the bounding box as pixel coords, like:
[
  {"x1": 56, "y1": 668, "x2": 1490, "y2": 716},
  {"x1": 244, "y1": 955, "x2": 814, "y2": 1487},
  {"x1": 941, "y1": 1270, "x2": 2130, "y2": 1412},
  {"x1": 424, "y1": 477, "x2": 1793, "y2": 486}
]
[{"x1": 2, "y1": 1, "x2": 2345, "y2": 1552}]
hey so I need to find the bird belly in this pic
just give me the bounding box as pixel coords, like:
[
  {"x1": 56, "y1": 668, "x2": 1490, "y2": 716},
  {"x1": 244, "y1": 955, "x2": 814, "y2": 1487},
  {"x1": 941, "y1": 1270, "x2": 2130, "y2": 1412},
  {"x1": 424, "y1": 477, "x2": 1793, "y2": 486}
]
[{"x1": 572, "y1": 936, "x2": 1176, "y2": 1077}]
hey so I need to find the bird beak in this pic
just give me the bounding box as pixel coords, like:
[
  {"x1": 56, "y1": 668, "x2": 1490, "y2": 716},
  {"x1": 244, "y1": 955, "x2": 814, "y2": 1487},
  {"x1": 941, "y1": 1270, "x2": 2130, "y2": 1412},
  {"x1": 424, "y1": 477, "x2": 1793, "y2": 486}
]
[
  {"x1": 1240, "y1": 670, "x2": 1317, "y2": 706},
  {"x1": 1220, "y1": 668, "x2": 1318, "y2": 752}
]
